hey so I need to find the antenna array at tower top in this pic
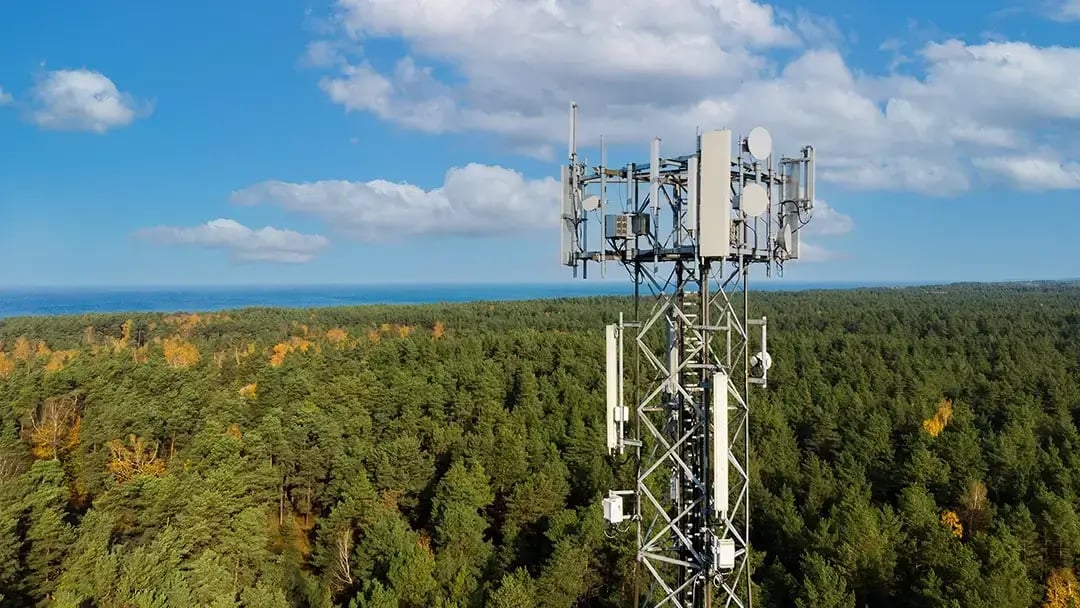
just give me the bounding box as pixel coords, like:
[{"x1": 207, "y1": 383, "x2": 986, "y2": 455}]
[{"x1": 560, "y1": 102, "x2": 815, "y2": 280}]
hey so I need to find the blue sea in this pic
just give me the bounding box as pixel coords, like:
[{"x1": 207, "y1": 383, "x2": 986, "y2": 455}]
[{"x1": 0, "y1": 281, "x2": 914, "y2": 319}]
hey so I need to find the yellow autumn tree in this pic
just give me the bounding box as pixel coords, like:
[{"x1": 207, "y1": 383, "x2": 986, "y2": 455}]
[
  {"x1": 163, "y1": 337, "x2": 200, "y2": 368},
  {"x1": 13, "y1": 337, "x2": 33, "y2": 362},
  {"x1": 44, "y1": 350, "x2": 78, "y2": 373},
  {"x1": 164, "y1": 313, "x2": 202, "y2": 337},
  {"x1": 940, "y1": 510, "x2": 963, "y2": 538},
  {"x1": 432, "y1": 321, "x2": 446, "y2": 339},
  {"x1": 106, "y1": 434, "x2": 166, "y2": 483},
  {"x1": 0, "y1": 353, "x2": 14, "y2": 378},
  {"x1": 269, "y1": 343, "x2": 292, "y2": 367},
  {"x1": 24, "y1": 394, "x2": 82, "y2": 460},
  {"x1": 269, "y1": 337, "x2": 315, "y2": 367},
  {"x1": 239, "y1": 383, "x2": 257, "y2": 399},
  {"x1": 35, "y1": 340, "x2": 52, "y2": 359},
  {"x1": 326, "y1": 328, "x2": 348, "y2": 344},
  {"x1": 1044, "y1": 568, "x2": 1080, "y2": 608},
  {"x1": 923, "y1": 398, "x2": 954, "y2": 437}
]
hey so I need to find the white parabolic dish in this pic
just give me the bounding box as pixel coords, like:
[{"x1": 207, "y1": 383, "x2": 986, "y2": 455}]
[
  {"x1": 747, "y1": 127, "x2": 772, "y2": 160},
  {"x1": 582, "y1": 195, "x2": 601, "y2": 211},
  {"x1": 741, "y1": 183, "x2": 769, "y2": 217}
]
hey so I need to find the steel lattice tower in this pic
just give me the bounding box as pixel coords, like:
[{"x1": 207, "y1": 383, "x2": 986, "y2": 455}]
[{"x1": 560, "y1": 103, "x2": 816, "y2": 608}]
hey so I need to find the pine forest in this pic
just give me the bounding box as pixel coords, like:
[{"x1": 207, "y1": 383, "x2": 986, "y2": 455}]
[{"x1": 1, "y1": 282, "x2": 1079, "y2": 607}]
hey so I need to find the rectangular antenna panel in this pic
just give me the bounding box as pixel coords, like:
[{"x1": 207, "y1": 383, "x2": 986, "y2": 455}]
[
  {"x1": 666, "y1": 321, "x2": 678, "y2": 394},
  {"x1": 713, "y1": 371, "x2": 729, "y2": 517},
  {"x1": 786, "y1": 208, "x2": 800, "y2": 259},
  {"x1": 605, "y1": 324, "x2": 618, "y2": 452},
  {"x1": 717, "y1": 538, "x2": 736, "y2": 569},
  {"x1": 686, "y1": 155, "x2": 698, "y2": 236},
  {"x1": 560, "y1": 165, "x2": 575, "y2": 266},
  {"x1": 699, "y1": 130, "x2": 731, "y2": 259},
  {"x1": 650, "y1": 138, "x2": 660, "y2": 214},
  {"x1": 603, "y1": 495, "x2": 625, "y2": 524}
]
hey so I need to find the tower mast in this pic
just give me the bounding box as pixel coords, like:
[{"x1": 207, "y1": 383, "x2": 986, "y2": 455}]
[{"x1": 562, "y1": 105, "x2": 816, "y2": 608}]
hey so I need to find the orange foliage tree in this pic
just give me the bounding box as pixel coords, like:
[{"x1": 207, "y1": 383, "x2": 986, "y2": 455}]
[
  {"x1": 1044, "y1": 568, "x2": 1080, "y2": 608},
  {"x1": 106, "y1": 434, "x2": 166, "y2": 483},
  {"x1": 239, "y1": 383, "x2": 258, "y2": 399},
  {"x1": 940, "y1": 510, "x2": 963, "y2": 539},
  {"x1": 433, "y1": 321, "x2": 446, "y2": 339},
  {"x1": 269, "y1": 337, "x2": 316, "y2": 367},
  {"x1": 163, "y1": 337, "x2": 200, "y2": 368},
  {"x1": 923, "y1": 398, "x2": 954, "y2": 437},
  {"x1": 44, "y1": 350, "x2": 78, "y2": 373},
  {"x1": 0, "y1": 353, "x2": 13, "y2": 378},
  {"x1": 13, "y1": 336, "x2": 33, "y2": 361},
  {"x1": 23, "y1": 394, "x2": 82, "y2": 460},
  {"x1": 326, "y1": 328, "x2": 348, "y2": 344}
]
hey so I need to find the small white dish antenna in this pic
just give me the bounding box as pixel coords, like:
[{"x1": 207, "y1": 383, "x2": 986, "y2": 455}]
[
  {"x1": 751, "y1": 351, "x2": 772, "y2": 371},
  {"x1": 740, "y1": 183, "x2": 769, "y2": 217},
  {"x1": 582, "y1": 194, "x2": 601, "y2": 212},
  {"x1": 747, "y1": 127, "x2": 772, "y2": 160}
]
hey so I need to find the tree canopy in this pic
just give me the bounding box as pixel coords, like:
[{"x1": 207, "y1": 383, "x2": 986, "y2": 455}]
[{"x1": 0, "y1": 282, "x2": 1078, "y2": 606}]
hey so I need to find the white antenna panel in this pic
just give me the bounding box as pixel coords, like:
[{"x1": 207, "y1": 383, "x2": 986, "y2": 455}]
[
  {"x1": 747, "y1": 126, "x2": 772, "y2": 160},
  {"x1": 740, "y1": 183, "x2": 769, "y2": 218},
  {"x1": 698, "y1": 130, "x2": 732, "y2": 259},
  {"x1": 713, "y1": 372, "x2": 729, "y2": 518},
  {"x1": 605, "y1": 324, "x2": 619, "y2": 452},
  {"x1": 582, "y1": 195, "x2": 600, "y2": 212}
]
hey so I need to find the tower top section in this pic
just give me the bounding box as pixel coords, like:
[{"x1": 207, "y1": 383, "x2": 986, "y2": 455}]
[{"x1": 560, "y1": 102, "x2": 816, "y2": 279}]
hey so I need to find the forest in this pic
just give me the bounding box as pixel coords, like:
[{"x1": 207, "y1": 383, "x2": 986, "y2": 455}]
[{"x1": 1, "y1": 281, "x2": 1079, "y2": 607}]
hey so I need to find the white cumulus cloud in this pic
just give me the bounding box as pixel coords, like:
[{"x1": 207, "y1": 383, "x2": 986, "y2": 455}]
[
  {"x1": 788, "y1": 200, "x2": 853, "y2": 262},
  {"x1": 0, "y1": 87, "x2": 11, "y2": 106},
  {"x1": 231, "y1": 163, "x2": 560, "y2": 240},
  {"x1": 1052, "y1": 0, "x2": 1080, "y2": 21},
  {"x1": 137, "y1": 219, "x2": 329, "y2": 263},
  {"x1": 803, "y1": 200, "x2": 854, "y2": 237},
  {"x1": 30, "y1": 68, "x2": 149, "y2": 133},
  {"x1": 307, "y1": 0, "x2": 1080, "y2": 193},
  {"x1": 973, "y1": 156, "x2": 1080, "y2": 190}
]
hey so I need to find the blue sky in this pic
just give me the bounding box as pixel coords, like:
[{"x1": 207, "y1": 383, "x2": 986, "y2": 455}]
[{"x1": 0, "y1": 0, "x2": 1077, "y2": 287}]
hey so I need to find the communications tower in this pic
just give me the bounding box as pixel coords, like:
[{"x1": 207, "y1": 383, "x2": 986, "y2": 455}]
[{"x1": 560, "y1": 103, "x2": 816, "y2": 607}]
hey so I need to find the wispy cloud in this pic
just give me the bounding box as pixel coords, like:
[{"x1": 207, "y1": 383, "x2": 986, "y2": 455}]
[
  {"x1": 231, "y1": 163, "x2": 559, "y2": 241},
  {"x1": 136, "y1": 219, "x2": 329, "y2": 263}
]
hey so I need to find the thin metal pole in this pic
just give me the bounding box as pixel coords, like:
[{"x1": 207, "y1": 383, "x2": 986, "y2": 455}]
[{"x1": 742, "y1": 257, "x2": 752, "y2": 607}]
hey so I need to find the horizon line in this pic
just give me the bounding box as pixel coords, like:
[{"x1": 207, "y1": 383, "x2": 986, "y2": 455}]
[{"x1": 1, "y1": 277, "x2": 1077, "y2": 292}]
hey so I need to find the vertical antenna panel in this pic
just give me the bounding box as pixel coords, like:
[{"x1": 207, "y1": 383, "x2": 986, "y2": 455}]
[
  {"x1": 650, "y1": 138, "x2": 661, "y2": 214},
  {"x1": 568, "y1": 102, "x2": 577, "y2": 160},
  {"x1": 713, "y1": 371, "x2": 729, "y2": 518},
  {"x1": 699, "y1": 130, "x2": 731, "y2": 259},
  {"x1": 666, "y1": 321, "x2": 678, "y2": 394},
  {"x1": 600, "y1": 136, "x2": 607, "y2": 278},
  {"x1": 686, "y1": 154, "x2": 699, "y2": 236},
  {"x1": 560, "y1": 165, "x2": 575, "y2": 266},
  {"x1": 606, "y1": 324, "x2": 618, "y2": 452}
]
